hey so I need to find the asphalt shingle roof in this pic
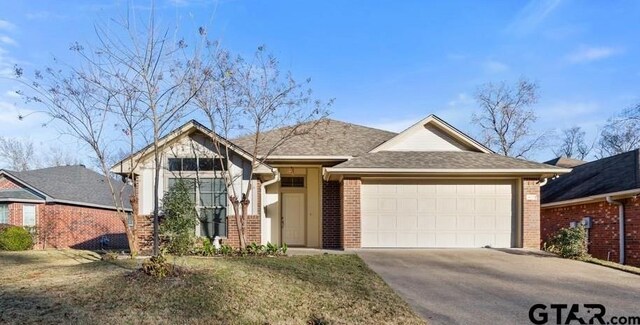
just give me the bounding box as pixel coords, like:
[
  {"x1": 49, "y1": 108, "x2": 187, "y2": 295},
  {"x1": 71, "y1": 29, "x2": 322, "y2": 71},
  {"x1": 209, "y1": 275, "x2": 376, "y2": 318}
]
[
  {"x1": 232, "y1": 118, "x2": 397, "y2": 157},
  {"x1": 7, "y1": 165, "x2": 132, "y2": 210},
  {"x1": 543, "y1": 157, "x2": 587, "y2": 168},
  {"x1": 0, "y1": 189, "x2": 41, "y2": 201},
  {"x1": 333, "y1": 151, "x2": 568, "y2": 170},
  {"x1": 541, "y1": 149, "x2": 640, "y2": 204}
]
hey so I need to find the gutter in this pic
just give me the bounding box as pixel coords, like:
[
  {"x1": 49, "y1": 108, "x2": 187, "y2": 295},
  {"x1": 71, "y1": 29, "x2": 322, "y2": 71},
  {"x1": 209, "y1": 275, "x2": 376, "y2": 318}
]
[{"x1": 606, "y1": 196, "x2": 625, "y2": 265}]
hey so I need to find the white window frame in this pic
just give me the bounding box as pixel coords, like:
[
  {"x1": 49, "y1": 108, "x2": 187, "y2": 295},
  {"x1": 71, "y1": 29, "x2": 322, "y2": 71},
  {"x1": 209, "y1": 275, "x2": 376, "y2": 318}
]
[
  {"x1": 0, "y1": 204, "x2": 8, "y2": 224},
  {"x1": 22, "y1": 204, "x2": 36, "y2": 227}
]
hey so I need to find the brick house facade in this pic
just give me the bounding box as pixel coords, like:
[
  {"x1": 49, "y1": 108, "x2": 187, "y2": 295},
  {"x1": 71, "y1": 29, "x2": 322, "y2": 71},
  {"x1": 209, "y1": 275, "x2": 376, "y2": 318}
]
[
  {"x1": 542, "y1": 150, "x2": 640, "y2": 266},
  {"x1": 541, "y1": 197, "x2": 640, "y2": 266},
  {"x1": 0, "y1": 167, "x2": 131, "y2": 250}
]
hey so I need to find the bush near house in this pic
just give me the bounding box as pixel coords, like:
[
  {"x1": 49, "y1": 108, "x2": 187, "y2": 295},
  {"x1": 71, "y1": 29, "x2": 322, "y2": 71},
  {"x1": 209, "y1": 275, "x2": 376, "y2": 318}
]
[
  {"x1": 544, "y1": 225, "x2": 589, "y2": 259},
  {"x1": 0, "y1": 225, "x2": 34, "y2": 251},
  {"x1": 160, "y1": 180, "x2": 198, "y2": 256}
]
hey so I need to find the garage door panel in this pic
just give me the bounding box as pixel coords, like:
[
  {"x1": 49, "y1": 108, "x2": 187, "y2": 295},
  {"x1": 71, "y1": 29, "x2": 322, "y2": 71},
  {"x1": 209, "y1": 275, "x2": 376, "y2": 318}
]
[
  {"x1": 417, "y1": 214, "x2": 436, "y2": 229},
  {"x1": 378, "y1": 198, "x2": 397, "y2": 212},
  {"x1": 378, "y1": 232, "x2": 397, "y2": 247},
  {"x1": 476, "y1": 215, "x2": 496, "y2": 230},
  {"x1": 398, "y1": 198, "x2": 418, "y2": 214},
  {"x1": 437, "y1": 198, "x2": 457, "y2": 212},
  {"x1": 418, "y1": 198, "x2": 437, "y2": 213},
  {"x1": 378, "y1": 215, "x2": 397, "y2": 230},
  {"x1": 417, "y1": 233, "x2": 436, "y2": 246},
  {"x1": 361, "y1": 180, "x2": 515, "y2": 248},
  {"x1": 397, "y1": 214, "x2": 418, "y2": 230},
  {"x1": 362, "y1": 214, "x2": 379, "y2": 231},
  {"x1": 436, "y1": 215, "x2": 457, "y2": 230},
  {"x1": 456, "y1": 215, "x2": 475, "y2": 231},
  {"x1": 397, "y1": 232, "x2": 418, "y2": 247},
  {"x1": 457, "y1": 198, "x2": 475, "y2": 213}
]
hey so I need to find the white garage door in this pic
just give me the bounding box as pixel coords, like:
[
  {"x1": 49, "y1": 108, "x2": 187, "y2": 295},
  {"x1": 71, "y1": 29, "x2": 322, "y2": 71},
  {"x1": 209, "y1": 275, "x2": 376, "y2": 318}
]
[{"x1": 361, "y1": 180, "x2": 515, "y2": 248}]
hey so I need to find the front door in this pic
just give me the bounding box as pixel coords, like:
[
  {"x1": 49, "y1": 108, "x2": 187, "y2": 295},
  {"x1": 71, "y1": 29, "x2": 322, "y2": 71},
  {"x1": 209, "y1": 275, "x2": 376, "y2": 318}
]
[{"x1": 282, "y1": 192, "x2": 305, "y2": 246}]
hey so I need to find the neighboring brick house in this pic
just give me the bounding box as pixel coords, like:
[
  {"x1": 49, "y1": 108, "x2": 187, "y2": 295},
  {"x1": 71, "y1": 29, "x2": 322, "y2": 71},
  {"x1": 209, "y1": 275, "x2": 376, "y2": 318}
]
[
  {"x1": 541, "y1": 150, "x2": 640, "y2": 266},
  {"x1": 0, "y1": 165, "x2": 132, "y2": 250},
  {"x1": 113, "y1": 115, "x2": 567, "y2": 250}
]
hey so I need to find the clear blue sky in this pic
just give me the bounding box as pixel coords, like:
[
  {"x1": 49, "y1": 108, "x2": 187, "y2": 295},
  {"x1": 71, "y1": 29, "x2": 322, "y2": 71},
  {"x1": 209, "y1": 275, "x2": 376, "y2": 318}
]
[{"x1": 0, "y1": 0, "x2": 639, "y2": 162}]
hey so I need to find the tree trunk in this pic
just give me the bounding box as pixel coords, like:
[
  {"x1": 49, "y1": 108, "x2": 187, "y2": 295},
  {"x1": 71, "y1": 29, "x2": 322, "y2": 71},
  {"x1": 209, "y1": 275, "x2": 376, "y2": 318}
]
[{"x1": 232, "y1": 198, "x2": 245, "y2": 248}]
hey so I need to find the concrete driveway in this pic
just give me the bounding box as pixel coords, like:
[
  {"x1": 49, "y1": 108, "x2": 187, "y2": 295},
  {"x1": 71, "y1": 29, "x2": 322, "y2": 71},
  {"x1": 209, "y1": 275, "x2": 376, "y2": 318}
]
[{"x1": 358, "y1": 249, "x2": 640, "y2": 325}]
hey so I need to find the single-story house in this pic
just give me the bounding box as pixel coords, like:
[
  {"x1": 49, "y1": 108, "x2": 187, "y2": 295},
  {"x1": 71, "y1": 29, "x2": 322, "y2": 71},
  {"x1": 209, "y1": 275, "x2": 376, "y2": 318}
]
[
  {"x1": 0, "y1": 165, "x2": 131, "y2": 249},
  {"x1": 541, "y1": 149, "x2": 640, "y2": 266},
  {"x1": 111, "y1": 115, "x2": 569, "y2": 250}
]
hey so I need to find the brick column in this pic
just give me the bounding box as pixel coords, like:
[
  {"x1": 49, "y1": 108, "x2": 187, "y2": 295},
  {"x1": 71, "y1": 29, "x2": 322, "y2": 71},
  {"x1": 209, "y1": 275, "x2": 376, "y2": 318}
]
[
  {"x1": 523, "y1": 179, "x2": 541, "y2": 249},
  {"x1": 322, "y1": 180, "x2": 341, "y2": 249},
  {"x1": 341, "y1": 178, "x2": 361, "y2": 249}
]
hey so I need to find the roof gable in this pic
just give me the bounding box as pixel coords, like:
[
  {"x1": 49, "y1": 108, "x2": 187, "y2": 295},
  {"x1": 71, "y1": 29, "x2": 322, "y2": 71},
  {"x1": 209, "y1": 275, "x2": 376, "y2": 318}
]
[
  {"x1": 370, "y1": 115, "x2": 492, "y2": 153},
  {"x1": 112, "y1": 120, "x2": 271, "y2": 174}
]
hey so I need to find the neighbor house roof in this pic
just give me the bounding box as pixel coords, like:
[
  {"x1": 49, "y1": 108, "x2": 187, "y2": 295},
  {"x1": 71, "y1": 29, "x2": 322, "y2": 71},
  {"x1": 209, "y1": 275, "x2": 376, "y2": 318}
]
[
  {"x1": 1, "y1": 165, "x2": 132, "y2": 210},
  {"x1": 544, "y1": 157, "x2": 587, "y2": 168},
  {"x1": 0, "y1": 188, "x2": 43, "y2": 202},
  {"x1": 232, "y1": 118, "x2": 397, "y2": 158},
  {"x1": 542, "y1": 149, "x2": 640, "y2": 204},
  {"x1": 329, "y1": 151, "x2": 570, "y2": 172}
]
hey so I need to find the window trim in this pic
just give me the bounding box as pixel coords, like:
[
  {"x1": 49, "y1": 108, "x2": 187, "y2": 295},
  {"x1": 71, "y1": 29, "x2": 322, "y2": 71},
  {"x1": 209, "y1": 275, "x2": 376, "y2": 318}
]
[
  {"x1": 0, "y1": 204, "x2": 8, "y2": 224},
  {"x1": 22, "y1": 204, "x2": 36, "y2": 227}
]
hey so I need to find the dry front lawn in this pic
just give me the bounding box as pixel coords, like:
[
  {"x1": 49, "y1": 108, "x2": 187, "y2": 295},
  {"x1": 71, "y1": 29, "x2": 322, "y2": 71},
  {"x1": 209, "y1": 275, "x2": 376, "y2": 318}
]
[{"x1": 0, "y1": 250, "x2": 424, "y2": 324}]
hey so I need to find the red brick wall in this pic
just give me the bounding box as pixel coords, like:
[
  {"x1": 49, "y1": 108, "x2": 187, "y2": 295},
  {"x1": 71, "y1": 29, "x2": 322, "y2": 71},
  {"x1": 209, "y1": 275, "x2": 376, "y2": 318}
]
[
  {"x1": 136, "y1": 214, "x2": 154, "y2": 253},
  {"x1": 224, "y1": 215, "x2": 261, "y2": 248},
  {"x1": 341, "y1": 178, "x2": 361, "y2": 249},
  {"x1": 322, "y1": 180, "x2": 341, "y2": 249},
  {"x1": 542, "y1": 196, "x2": 640, "y2": 266},
  {"x1": 627, "y1": 197, "x2": 640, "y2": 266},
  {"x1": 38, "y1": 204, "x2": 128, "y2": 250},
  {"x1": 0, "y1": 176, "x2": 21, "y2": 190},
  {"x1": 523, "y1": 179, "x2": 541, "y2": 249}
]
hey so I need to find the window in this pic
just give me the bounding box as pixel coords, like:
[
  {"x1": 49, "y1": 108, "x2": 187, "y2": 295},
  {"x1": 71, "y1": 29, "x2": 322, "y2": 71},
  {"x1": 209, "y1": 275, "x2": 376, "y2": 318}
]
[
  {"x1": 127, "y1": 212, "x2": 134, "y2": 228},
  {"x1": 0, "y1": 204, "x2": 8, "y2": 224},
  {"x1": 281, "y1": 176, "x2": 305, "y2": 188},
  {"x1": 167, "y1": 177, "x2": 227, "y2": 239},
  {"x1": 168, "y1": 158, "x2": 226, "y2": 172},
  {"x1": 23, "y1": 204, "x2": 36, "y2": 226}
]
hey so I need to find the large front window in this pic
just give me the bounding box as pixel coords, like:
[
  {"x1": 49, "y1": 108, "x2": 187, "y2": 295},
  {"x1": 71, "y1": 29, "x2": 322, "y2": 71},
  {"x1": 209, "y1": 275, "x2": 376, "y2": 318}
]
[{"x1": 167, "y1": 178, "x2": 227, "y2": 239}]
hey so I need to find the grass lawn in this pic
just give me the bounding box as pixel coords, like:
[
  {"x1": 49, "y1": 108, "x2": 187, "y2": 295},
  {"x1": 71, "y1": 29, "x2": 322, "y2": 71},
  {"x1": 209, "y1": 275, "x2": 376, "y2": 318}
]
[{"x1": 0, "y1": 250, "x2": 425, "y2": 324}]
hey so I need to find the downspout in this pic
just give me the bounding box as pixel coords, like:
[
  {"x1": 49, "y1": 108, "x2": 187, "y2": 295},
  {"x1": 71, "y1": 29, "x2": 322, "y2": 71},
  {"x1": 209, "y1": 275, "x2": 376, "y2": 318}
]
[
  {"x1": 259, "y1": 168, "x2": 280, "y2": 244},
  {"x1": 606, "y1": 196, "x2": 625, "y2": 265},
  {"x1": 537, "y1": 178, "x2": 548, "y2": 186}
]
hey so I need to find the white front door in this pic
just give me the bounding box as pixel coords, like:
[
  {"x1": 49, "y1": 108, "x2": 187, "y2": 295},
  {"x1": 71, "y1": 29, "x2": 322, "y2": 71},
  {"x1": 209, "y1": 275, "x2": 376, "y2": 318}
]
[{"x1": 282, "y1": 192, "x2": 305, "y2": 246}]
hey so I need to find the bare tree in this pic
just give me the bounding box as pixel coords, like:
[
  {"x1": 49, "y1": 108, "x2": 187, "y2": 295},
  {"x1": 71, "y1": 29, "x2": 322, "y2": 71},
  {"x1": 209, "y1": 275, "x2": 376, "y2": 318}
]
[
  {"x1": 472, "y1": 79, "x2": 547, "y2": 158},
  {"x1": 46, "y1": 146, "x2": 81, "y2": 167},
  {"x1": 553, "y1": 126, "x2": 592, "y2": 160},
  {"x1": 0, "y1": 137, "x2": 36, "y2": 171},
  {"x1": 597, "y1": 117, "x2": 640, "y2": 158},
  {"x1": 8, "y1": 7, "x2": 206, "y2": 255},
  {"x1": 193, "y1": 45, "x2": 330, "y2": 247}
]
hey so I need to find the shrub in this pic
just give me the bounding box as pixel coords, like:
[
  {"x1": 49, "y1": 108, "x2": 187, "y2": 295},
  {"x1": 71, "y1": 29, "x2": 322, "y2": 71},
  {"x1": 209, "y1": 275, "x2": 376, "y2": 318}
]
[
  {"x1": 141, "y1": 254, "x2": 175, "y2": 278},
  {"x1": 0, "y1": 225, "x2": 34, "y2": 251},
  {"x1": 160, "y1": 180, "x2": 198, "y2": 256},
  {"x1": 544, "y1": 225, "x2": 589, "y2": 259}
]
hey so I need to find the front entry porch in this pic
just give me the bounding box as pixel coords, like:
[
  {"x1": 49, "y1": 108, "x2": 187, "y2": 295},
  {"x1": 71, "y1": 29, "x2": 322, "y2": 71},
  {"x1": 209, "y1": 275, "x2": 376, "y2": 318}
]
[{"x1": 262, "y1": 166, "x2": 323, "y2": 248}]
